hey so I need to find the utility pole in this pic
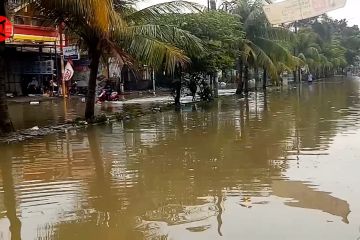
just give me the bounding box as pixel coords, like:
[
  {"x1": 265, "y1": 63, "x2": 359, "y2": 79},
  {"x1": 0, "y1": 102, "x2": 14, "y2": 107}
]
[
  {"x1": 59, "y1": 22, "x2": 66, "y2": 98},
  {"x1": 152, "y1": 68, "x2": 156, "y2": 94},
  {"x1": 209, "y1": 0, "x2": 216, "y2": 10},
  {"x1": 293, "y1": 20, "x2": 300, "y2": 83},
  {"x1": 214, "y1": 71, "x2": 219, "y2": 98}
]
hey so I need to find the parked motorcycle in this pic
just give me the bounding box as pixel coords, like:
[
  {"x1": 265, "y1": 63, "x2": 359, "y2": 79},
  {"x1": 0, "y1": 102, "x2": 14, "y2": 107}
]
[{"x1": 97, "y1": 89, "x2": 120, "y2": 102}]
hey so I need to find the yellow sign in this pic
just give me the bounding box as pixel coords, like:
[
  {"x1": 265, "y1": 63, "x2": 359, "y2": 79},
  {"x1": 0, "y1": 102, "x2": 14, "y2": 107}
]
[
  {"x1": 12, "y1": 34, "x2": 57, "y2": 42},
  {"x1": 263, "y1": 0, "x2": 347, "y2": 25}
]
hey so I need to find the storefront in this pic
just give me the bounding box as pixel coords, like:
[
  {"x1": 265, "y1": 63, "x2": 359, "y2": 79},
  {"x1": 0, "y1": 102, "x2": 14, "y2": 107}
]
[{"x1": 5, "y1": 24, "x2": 60, "y2": 96}]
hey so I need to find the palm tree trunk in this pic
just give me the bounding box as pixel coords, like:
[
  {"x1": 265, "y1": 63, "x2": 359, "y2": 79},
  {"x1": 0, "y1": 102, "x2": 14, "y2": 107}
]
[
  {"x1": 254, "y1": 67, "x2": 259, "y2": 91},
  {"x1": 0, "y1": 1, "x2": 14, "y2": 135},
  {"x1": 85, "y1": 41, "x2": 101, "y2": 121},
  {"x1": 0, "y1": 57, "x2": 13, "y2": 134},
  {"x1": 214, "y1": 71, "x2": 219, "y2": 98},
  {"x1": 236, "y1": 59, "x2": 243, "y2": 95},
  {"x1": 263, "y1": 68, "x2": 267, "y2": 91},
  {"x1": 244, "y1": 65, "x2": 249, "y2": 95},
  {"x1": 174, "y1": 79, "x2": 181, "y2": 107}
]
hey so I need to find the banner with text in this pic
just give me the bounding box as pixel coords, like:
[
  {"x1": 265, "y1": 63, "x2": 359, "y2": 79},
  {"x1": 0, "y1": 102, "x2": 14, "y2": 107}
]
[
  {"x1": 263, "y1": 0, "x2": 347, "y2": 25},
  {"x1": 63, "y1": 62, "x2": 74, "y2": 81},
  {"x1": 64, "y1": 45, "x2": 80, "y2": 60}
]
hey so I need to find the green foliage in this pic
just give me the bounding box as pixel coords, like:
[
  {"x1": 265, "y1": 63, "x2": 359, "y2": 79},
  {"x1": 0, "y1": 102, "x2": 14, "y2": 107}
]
[
  {"x1": 227, "y1": 0, "x2": 297, "y2": 80},
  {"x1": 156, "y1": 11, "x2": 244, "y2": 73},
  {"x1": 293, "y1": 15, "x2": 357, "y2": 77},
  {"x1": 93, "y1": 114, "x2": 109, "y2": 124},
  {"x1": 183, "y1": 73, "x2": 213, "y2": 101},
  {"x1": 293, "y1": 15, "x2": 360, "y2": 72}
]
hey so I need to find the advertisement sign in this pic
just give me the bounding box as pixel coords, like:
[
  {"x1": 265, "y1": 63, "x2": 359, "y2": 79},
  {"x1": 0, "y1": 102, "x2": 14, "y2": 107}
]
[
  {"x1": 63, "y1": 62, "x2": 74, "y2": 81},
  {"x1": 0, "y1": 16, "x2": 13, "y2": 42},
  {"x1": 263, "y1": 0, "x2": 347, "y2": 25},
  {"x1": 63, "y1": 45, "x2": 80, "y2": 60}
]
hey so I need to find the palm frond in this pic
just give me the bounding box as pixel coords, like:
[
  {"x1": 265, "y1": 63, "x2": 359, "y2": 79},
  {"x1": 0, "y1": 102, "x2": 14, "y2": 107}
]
[
  {"x1": 38, "y1": 0, "x2": 114, "y2": 31},
  {"x1": 247, "y1": 41, "x2": 278, "y2": 78},
  {"x1": 238, "y1": 39, "x2": 254, "y2": 61},
  {"x1": 298, "y1": 53, "x2": 307, "y2": 62},
  {"x1": 276, "y1": 62, "x2": 293, "y2": 73},
  {"x1": 122, "y1": 35, "x2": 191, "y2": 74},
  {"x1": 305, "y1": 47, "x2": 320, "y2": 58},
  {"x1": 255, "y1": 37, "x2": 293, "y2": 63},
  {"x1": 126, "y1": 1, "x2": 204, "y2": 21},
  {"x1": 126, "y1": 24, "x2": 204, "y2": 55},
  {"x1": 266, "y1": 27, "x2": 295, "y2": 41}
]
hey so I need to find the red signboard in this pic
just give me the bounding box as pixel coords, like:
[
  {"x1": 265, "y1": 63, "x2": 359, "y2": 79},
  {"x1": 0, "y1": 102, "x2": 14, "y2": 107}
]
[
  {"x1": 13, "y1": 24, "x2": 58, "y2": 37},
  {"x1": 0, "y1": 16, "x2": 13, "y2": 42}
]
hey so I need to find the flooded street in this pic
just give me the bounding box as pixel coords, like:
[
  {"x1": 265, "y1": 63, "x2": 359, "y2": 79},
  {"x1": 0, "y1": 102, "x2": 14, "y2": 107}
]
[
  {"x1": 6, "y1": 89, "x2": 236, "y2": 130},
  {"x1": 1, "y1": 78, "x2": 360, "y2": 240}
]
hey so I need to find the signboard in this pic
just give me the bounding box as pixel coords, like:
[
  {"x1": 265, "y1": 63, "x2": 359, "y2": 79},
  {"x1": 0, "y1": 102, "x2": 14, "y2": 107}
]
[
  {"x1": 263, "y1": 0, "x2": 347, "y2": 25},
  {"x1": 63, "y1": 62, "x2": 74, "y2": 81},
  {"x1": 0, "y1": 16, "x2": 13, "y2": 42},
  {"x1": 11, "y1": 24, "x2": 58, "y2": 42},
  {"x1": 63, "y1": 45, "x2": 80, "y2": 60}
]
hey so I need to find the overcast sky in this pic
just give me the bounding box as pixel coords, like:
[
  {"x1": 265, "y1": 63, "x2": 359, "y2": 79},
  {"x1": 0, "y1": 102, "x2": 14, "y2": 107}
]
[{"x1": 138, "y1": 0, "x2": 360, "y2": 26}]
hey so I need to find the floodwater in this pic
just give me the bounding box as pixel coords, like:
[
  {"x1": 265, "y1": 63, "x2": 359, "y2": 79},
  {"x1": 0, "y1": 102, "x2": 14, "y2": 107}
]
[
  {"x1": 7, "y1": 90, "x2": 236, "y2": 130},
  {"x1": 1, "y1": 77, "x2": 360, "y2": 240}
]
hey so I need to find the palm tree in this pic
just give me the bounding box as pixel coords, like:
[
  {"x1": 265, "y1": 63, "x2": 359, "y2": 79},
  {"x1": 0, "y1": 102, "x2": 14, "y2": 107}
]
[
  {"x1": 295, "y1": 29, "x2": 347, "y2": 78},
  {"x1": 0, "y1": 0, "x2": 203, "y2": 130},
  {"x1": 322, "y1": 40, "x2": 347, "y2": 76},
  {"x1": 40, "y1": 0, "x2": 203, "y2": 120},
  {"x1": 295, "y1": 29, "x2": 322, "y2": 78},
  {"x1": 227, "y1": 0, "x2": 295, "y2": 94}
]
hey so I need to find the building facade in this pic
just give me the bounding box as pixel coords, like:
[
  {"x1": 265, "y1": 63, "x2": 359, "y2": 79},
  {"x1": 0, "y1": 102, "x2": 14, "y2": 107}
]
[{"x1": 5, "y1": 1, "x2": 61, "y2": 96}]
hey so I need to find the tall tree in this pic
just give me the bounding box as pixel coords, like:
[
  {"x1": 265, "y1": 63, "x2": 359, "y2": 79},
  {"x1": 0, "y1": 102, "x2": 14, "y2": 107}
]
[
  {"x1": 160, "y1": 11, "x2": 243, "y2": 73},
  {"x1": 154, "y1": 10, "x2": 243, "y2": 101},
  {"x1": 44, "y1": 0, "x2": 203, "y2": 120},
  {"x1": 227, "y1": 0, "x2": 296, "y2": 93}
]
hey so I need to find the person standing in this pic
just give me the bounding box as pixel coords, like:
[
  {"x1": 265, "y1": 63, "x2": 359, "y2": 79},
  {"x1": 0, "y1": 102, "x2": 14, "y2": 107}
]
[{"x1": 308, "y1": 73, "x2": 313, "y2": 83}]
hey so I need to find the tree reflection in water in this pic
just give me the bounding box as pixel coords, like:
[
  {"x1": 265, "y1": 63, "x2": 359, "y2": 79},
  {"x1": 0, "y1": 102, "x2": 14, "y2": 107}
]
[{"x1": 0, "y1": 147, "x2": 21, "y2": 240}]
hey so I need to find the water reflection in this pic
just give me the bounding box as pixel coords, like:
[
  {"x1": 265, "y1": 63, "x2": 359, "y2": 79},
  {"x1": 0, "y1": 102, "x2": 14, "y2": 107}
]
[
  {"x1": 0, "y1": 149, "x2": 21, "y2": 240},
  {"x1": 272, "y1": 180, "x2": 351, "y2": 224},
  {"x1": 0, "y1": 78, "x2": 360, "y2": 239},
  {"x1": 8, "y1": 99, "x2": 84, "y2": 129}
]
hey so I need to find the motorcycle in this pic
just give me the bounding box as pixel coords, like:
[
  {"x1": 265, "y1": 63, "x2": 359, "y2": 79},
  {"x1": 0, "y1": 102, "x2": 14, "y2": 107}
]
[{"x1": 97, "y1": 88, "x2": 120, "y2": 102}]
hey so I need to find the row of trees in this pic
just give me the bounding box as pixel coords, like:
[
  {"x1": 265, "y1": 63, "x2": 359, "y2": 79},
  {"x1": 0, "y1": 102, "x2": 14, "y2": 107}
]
[
  {"x1": 163, "y1": 0, "x2": 360, "y2": 97},
  {"x1": 1, "y1": 0, "x2": 360, "y2": 134}
]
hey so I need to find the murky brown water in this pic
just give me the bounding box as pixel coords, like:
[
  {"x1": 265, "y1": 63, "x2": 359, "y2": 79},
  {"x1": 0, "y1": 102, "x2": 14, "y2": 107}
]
[
  {"x1": 8, "y1": 98, "x2": 118, "y2": 130},
  {"x1": 1, "y1": 78, "x2": 360, "y2": 240}
]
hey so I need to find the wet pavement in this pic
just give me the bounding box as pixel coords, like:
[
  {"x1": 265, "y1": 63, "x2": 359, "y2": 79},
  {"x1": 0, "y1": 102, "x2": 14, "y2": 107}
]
[{"x1": 1, "y1": 78, "x2": 360, "y2": 239}]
